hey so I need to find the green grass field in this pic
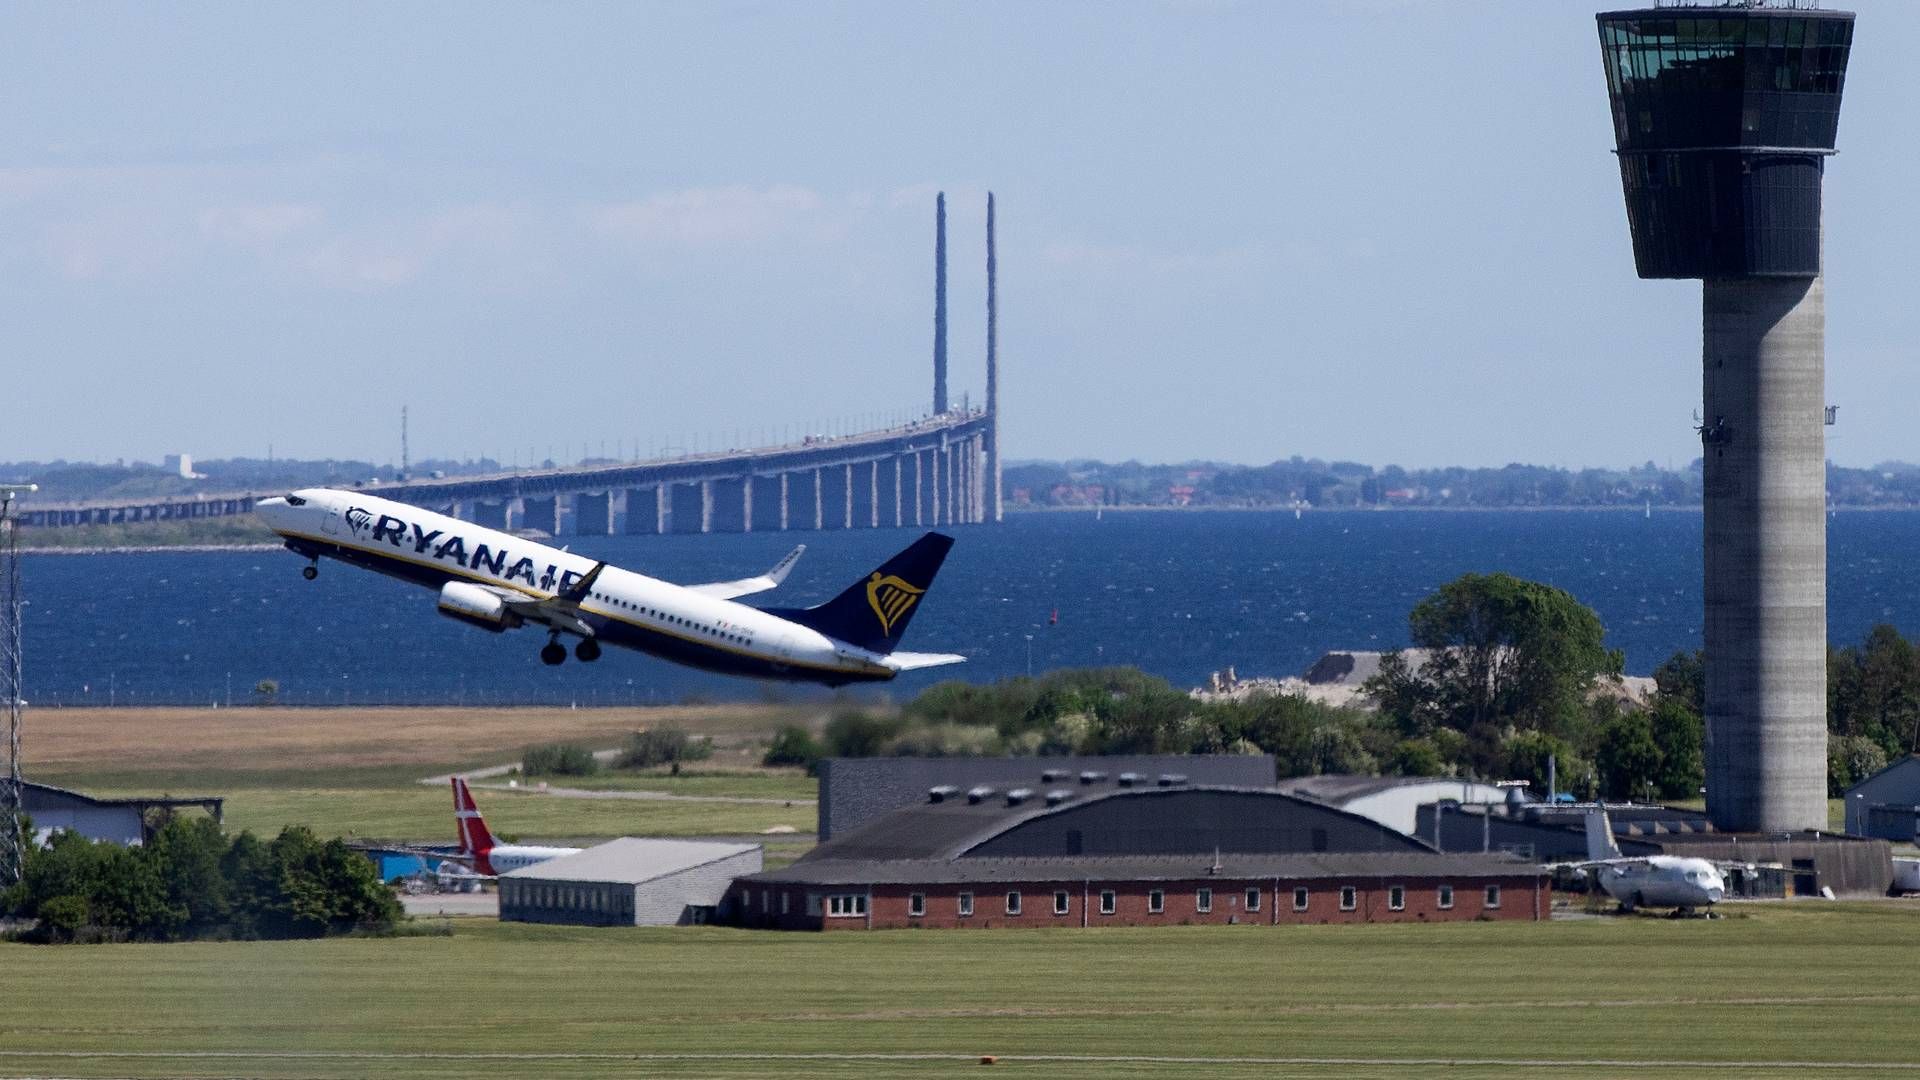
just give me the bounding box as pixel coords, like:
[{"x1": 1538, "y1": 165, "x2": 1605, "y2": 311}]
[{"x1": 2, "y1": 903, "x2": 1917, "y2": 1078}]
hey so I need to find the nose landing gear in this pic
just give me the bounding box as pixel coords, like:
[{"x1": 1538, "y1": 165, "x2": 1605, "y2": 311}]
[{"x1": 301, "y1": 563, "x2": 318, "y2": 581}]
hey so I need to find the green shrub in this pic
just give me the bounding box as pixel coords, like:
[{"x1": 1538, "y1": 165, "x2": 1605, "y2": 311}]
[
  {"x1": 522, "y1": 742, "x2": 601, "y2": 777},
  {"x1": 621, "y1": 727, "x2": 713, "y2": 769},
  {"x1": 762, "y1": 725, "x2": 822, "y2": 770}
]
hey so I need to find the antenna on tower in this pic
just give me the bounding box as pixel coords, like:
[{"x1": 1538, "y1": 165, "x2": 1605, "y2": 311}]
[{"x1": 400, "y1": 405, "x2": 410, "y2": 481}]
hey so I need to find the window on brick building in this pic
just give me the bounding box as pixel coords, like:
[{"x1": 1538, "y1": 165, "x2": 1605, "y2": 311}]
[
  {"x1": 1485, "y1": 885, "x2": 1502, "y2": 909},
  {"x1": 1053, "y1": 890, "x2": 1070, "y2": 915},
  {"x1": 1148, "y1": 889, "x2": 1164, "y2": 913},
  {"x1": 1100, "y1": 890, "x2": 1116, "y2": 915},
  {"x1": 1388, "y1": 885, "x2": 1405, "y2": 911},
  {"x1": 1245, "y1": 888, "x2": 1261, "y2": 911},
  {"x1": 1293, "y1": 887, "x2": 1310, "y2": 911},
  {"x1": 958, "y1": 892, "x2": 974, "y2": 917},
  {"x1": 1006, "y1": 891, "x2": 1021, "y2": 916},
  {"x1": 826, "y1": 894, "x2": 867, "y2": 917},
  {"x1": 1438, "y1": 885, "x2": 1454, "y2": 910},
  {"x1": 1196, "y1": 887, "x2": 1213, "y2": 913},
  {"x1": 1340, "y1": 886, "x2": 1357, "y2": 911},
  {"x1": 908, "y1": 893, "x2": 925, "y2": 917}
]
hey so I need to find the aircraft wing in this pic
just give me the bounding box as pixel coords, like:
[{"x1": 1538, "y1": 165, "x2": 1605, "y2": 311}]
[
  {"x1": 685, "y1": 545, "x2": 806, "y2": 600},
  {"x1": 476, "y1": 571, "x2": 603, "y2": 638},
  {"x1": 882, "y1": 651, "x2": 968, "y2": 672}
]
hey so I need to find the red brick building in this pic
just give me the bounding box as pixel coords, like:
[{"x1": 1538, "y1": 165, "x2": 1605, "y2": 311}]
[{"x1": 726, "y1": 783, "x2": 1544, "y2": 930}]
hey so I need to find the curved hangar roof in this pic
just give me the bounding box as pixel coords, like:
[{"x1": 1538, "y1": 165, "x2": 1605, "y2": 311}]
[{"x1": 802, "y1": 785, "x2": 1432, "y2": 864}]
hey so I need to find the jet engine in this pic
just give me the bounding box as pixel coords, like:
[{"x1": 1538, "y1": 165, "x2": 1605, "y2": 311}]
[{"x1": 437, "y1": 581, "x2": 521, "y2": 632}]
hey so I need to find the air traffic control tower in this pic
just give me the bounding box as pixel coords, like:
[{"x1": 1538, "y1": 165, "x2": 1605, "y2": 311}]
[{"x1": 1596, "y1": 5, "x2": 1854, "y2": 833}]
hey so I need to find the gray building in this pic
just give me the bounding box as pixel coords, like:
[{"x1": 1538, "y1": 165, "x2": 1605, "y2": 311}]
[
  {"x1": 1843, "y1": 756, "x2": 1920, "y2": 840},
  {"x1": 21, "y1": 780, "x2": 223, "y2": 846},
  {"x1": 1278, "y1": 775, "x2": 1518, "y2": 836},
  {"x1": 499, "y1": 838, "x2": 761, "y2": 926},
  {"x1": 816, "y1": 754, "x2": 1276, "y2": 840}
]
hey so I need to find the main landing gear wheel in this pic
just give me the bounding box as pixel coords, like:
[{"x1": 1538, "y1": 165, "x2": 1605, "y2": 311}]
[
  {"x1": 540, "y1": 639, "x2": 567, "y2": 666},
  {"x1": 301, "y1": 564, "x2": 318, "y2": 581},
  {"x1": 574, "y1": 638, "x2": 602, "y2": 662}
]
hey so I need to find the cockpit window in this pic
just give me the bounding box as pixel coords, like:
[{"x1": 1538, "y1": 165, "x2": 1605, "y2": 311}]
[{"x1": 285, "y1": 494, "x2": 307, "y2": 506}]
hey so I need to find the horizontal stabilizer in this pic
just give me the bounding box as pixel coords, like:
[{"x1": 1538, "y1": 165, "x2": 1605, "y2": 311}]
[{"x1": 884, "y1": 651, "x2": 968, "y2": 672}]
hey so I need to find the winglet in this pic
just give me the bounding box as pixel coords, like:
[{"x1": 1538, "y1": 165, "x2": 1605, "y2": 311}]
[
  {"x1": 765, "y1": 544, "x2": 805, "y2": 588},
  {"x1": 561, "y1": 562, "x2": 608, "y2": 603}
]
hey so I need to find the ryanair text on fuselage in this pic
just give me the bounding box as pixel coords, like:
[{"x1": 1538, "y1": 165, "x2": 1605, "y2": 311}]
[{"x1": 256, "y1": 488, "x2": 963, "y2": 685}]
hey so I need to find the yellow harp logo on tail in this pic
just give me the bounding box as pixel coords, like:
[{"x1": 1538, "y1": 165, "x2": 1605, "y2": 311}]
[{"x1": 865, "y1": 572, "x2": 925, "y2": 635}]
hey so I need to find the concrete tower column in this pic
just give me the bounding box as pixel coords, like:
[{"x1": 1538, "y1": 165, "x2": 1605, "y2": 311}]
[
  {"x1": 700, "y1": 479, "x2": 715, "y2": 534},
  {"x1": 780, "y1": 472, "x2": 790, "y2": 531},
  {"x1": 894, "y1": 455, "x2": 904, "y2": 527},
  {"x1": 813, "y1": 467, "x2": 824, "y2": 530},
  {"x1": 741, "y1": 475, "x2": 754, "y2": 533},
  {"x1": 913, "y1": 451, "x2": 925, "y2": 525},
  {"x1": 1702, "y1": 276, "x2": 1829, "y2": 833}
]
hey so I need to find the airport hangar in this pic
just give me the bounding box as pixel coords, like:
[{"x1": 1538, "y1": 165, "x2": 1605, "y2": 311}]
[
  {"x1": 18, "y1": 780, "x2": 223, "y2": 847},
  {"x1": 499, "y1": 838, "x2": 761, "y2": 927},
  {"x1": 726, "y1": 780, "x2": 1542, "y2": 931}
]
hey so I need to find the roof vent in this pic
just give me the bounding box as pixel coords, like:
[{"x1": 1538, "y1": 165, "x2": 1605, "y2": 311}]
[
  {"x1": 966, "y1": 785, "x2": 996, "y2": 805},
  {"x1": 1006, "y1": 788, "x2": 1034, "y2": 806},
  {"x1": 1157, "y1": 773, "x2": 1188, "y2": 787},
  {"x1": 929, "y1": 785, "x2": 961, "y2": 803},
  {"x1": 1045, "y1": 789, "x2": 1075, "y2": 806},
  {"x1": 1080, "y1": 770, "x2": 1107, "y2": 785},
  {"x1": 1118, "y1": 772, "x2": 1144, "y2": 788},
  {"x1": 1041, "y1": 768, "x2": 1068, "y2": 783}
]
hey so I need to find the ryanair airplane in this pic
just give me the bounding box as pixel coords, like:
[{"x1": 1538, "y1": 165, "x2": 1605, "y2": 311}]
[{"x1": 255, "y1": 489, "x2": 964, "y2": 685}]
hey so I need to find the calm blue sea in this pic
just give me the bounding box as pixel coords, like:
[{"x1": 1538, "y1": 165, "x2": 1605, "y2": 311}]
[{"x1": 17, "y1": 509, "x2": 1920, "y2": 707}]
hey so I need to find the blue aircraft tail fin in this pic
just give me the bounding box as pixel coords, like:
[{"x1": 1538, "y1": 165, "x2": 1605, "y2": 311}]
[{"x1": 763, "y1": 532, "x2": 954, "y2": 654}]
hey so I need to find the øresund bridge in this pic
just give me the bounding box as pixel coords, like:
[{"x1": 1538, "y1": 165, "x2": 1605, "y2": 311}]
[{"x1": 24, "y1": 193, "x2": 1004, "y2": 538}]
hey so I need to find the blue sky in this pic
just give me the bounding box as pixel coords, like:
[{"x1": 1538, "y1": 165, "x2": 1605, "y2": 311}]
[{"x1": 5, "y1": 1, "x2": 1917, "y2": 469}]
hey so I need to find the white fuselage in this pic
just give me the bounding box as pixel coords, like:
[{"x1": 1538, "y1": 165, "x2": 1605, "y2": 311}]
[
  {"x1": 1594, "y1": 855, "x2": 1726, "y2": 909},
  {"x1": 480, "y1": 844, "x2": 581, "y2": 875},
  {"x1": 255, "y1": 488, "x2": 899, "y2": 683}
]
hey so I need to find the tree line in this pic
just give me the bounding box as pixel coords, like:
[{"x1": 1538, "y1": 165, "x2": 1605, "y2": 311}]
[
  {"x1": 0, "y1": 816, "x2": 399, "y2": 944},
  {"x1": 770, "y1": 571, "x2": 1916, "y2": 802}
]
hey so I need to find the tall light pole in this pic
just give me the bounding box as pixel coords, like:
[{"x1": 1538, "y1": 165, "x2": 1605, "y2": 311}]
[{"x1": 1, "y1": 482, "x2": 38, "y2": 886}]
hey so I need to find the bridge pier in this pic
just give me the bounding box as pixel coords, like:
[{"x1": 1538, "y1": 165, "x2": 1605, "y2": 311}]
[
  {"x1": 573, "y1": 492, "x2": 613, "y2": 535},
  {"x1": 893, "y1": 455, "x2": 904, "y2": 527},
  {"x1": 851, "y1": 462, "x2": 875, "y2": 528}
]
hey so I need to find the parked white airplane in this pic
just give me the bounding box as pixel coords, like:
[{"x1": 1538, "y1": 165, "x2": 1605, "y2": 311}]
[
  {"x1": 255, "y1": 488, "x2": 964, "y2": 685},
  {"x1": 450, "y1": 777, "x2": 579, "y2": 877},
  {"x1": 1572, "y1": 808, "x2": 1726, "y2": 913}
]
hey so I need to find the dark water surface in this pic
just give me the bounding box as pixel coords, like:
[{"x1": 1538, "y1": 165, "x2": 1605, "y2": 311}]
[{"x1": 19, "y1": 509, "x2": 1920, "y2": 706}]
